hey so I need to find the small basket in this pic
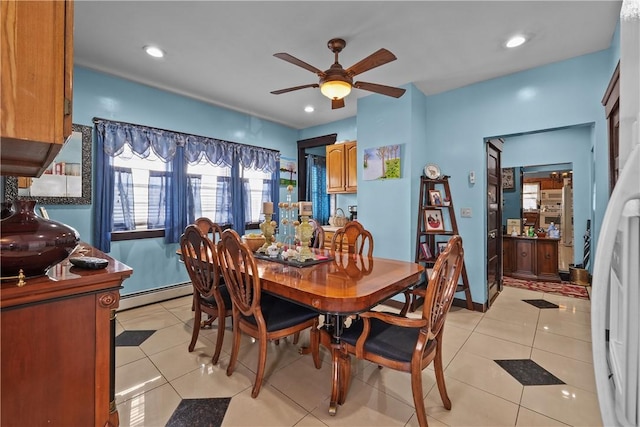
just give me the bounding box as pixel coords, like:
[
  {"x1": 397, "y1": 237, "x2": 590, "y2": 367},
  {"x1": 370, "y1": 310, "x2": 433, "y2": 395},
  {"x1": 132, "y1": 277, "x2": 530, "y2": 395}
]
[{"x1": 329, "y1": 208, "x2": 348, "y2": 227}]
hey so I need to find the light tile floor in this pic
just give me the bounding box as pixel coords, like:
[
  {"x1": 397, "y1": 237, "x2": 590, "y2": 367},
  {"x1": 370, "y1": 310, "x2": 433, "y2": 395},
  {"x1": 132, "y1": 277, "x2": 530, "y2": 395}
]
[{"x1": 115, "y1": 286, "x2": 600, "y2": 427}]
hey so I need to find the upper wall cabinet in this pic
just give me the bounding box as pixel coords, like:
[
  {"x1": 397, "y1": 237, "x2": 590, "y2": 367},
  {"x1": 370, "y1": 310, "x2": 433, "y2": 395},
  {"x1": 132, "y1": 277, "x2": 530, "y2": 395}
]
[
  {"x1": 1, "y1": 0, "x2": 74, "y2": 177},
  {"x1": 326, "y1": 141, "x2": 357, "y2": 194}
]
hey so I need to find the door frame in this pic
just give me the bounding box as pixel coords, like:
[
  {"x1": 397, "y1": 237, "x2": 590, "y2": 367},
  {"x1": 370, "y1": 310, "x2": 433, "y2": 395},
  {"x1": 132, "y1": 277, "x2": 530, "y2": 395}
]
[
  {"x1": 296, "y1": 134, "x2": 337, "y2": 201},
  {"x1": 486, "y1": 138, "x2": 504, "y2": 307}
]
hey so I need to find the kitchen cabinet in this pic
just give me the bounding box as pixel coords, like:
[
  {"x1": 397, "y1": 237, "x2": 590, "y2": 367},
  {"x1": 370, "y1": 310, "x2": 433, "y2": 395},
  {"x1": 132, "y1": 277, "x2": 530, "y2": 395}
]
[
  {"x1": 503, "y1": 236, "x2": 560, "y2": 282},
  {"x1": 326, "y1": 141, "x2": 357, "y2": 193},
  {"x1": 1, "y1": 244, "x2": 132, "y2": 427},
  {"x1": 0, "y1": 0, "x2": 74, "y2": 177}
]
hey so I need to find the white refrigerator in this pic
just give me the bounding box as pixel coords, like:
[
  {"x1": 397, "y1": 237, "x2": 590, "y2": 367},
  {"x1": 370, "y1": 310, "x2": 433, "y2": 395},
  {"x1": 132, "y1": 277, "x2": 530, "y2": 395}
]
[{"x1": 592, "y1": 2, "x2": 640, "y2": 425}]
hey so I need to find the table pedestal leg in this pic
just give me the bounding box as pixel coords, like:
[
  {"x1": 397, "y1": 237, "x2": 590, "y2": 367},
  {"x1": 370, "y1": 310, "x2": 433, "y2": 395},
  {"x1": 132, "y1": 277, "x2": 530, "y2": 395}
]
[{"x1": 322, "y1": 314, "x2": 351, "y2": 415}]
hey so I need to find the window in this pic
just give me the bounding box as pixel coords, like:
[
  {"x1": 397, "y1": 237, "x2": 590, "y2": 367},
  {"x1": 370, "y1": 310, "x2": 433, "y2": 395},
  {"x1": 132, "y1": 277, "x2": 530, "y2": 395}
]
[
  {"x1": 242, "y1": 165, "x2": 273, "y2": 224},
  {"x1": 187, "y1": 158, "x2": 232, "y2": 226},
  {"x1": 112, "y1": 145, "x2": 168, "y2": 231},
  {"x1": 522, "y1": 183, "x2": 539, "y2": 211},
  {"x1": 94, "y1": 119, "x2": 280, "y2": 251}
]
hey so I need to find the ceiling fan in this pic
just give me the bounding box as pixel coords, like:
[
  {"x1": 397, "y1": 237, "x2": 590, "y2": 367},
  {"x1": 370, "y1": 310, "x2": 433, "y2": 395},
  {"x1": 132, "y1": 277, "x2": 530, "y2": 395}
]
[{"x1": 271, "y1": 38, "x2": 406, "y2": 109}]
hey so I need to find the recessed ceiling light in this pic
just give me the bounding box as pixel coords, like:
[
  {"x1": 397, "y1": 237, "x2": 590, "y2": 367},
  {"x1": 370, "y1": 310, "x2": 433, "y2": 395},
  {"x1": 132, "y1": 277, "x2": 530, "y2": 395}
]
[
  {"x1": 505, "y1": 35, "x2": 526, "y2": 48},
  {"x1": 144, "y1": 45, "x2": 165, "y2": 58},
  {"x1": 304, "y1": 105, "x2": 314, "y2": 113}
]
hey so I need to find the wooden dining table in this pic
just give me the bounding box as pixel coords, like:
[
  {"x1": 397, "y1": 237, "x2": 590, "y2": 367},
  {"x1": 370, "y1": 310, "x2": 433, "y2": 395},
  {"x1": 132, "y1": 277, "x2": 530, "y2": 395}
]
[
  {"x1": 251, "y1": 248, "x2": 424, "y2": 415},
  {"x1": 178, "y1": 245, "x2": 424, "y2": 414}
]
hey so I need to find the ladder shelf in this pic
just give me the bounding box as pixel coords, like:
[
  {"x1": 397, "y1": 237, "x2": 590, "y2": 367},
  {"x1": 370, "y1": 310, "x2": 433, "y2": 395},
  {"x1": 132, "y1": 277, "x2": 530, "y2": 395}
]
[{"x1": 413, "y1": 176, "x2": 473, "y2": 311}]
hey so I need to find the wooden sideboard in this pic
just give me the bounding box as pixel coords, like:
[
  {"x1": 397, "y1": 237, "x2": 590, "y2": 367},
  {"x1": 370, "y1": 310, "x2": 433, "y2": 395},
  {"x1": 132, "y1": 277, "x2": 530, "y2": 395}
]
[
  {"x1": 503, "y1": 236, "x2": 561, "y2": 282},
  {"x1": 1, "y1": 244, "x2": 132, "y2": 427}
]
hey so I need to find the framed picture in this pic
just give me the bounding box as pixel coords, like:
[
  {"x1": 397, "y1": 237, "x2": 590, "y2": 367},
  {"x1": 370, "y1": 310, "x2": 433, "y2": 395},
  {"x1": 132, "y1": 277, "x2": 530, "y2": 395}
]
[
  {"x1": 429, "y1": 189, "x2": 443, "y2": 206},
  {"x1": 420, "y1": 242, "x2": 433, "y2": 260},
  {"x1": 506, "y1": 218, "x2": 522, "y2": 236},
  {"x1": 424, "y1": 208, "x2": 445, "y2": 232},
  {"x1": 437, "y1": 241, "x2": 448, "y2": 255},
  {"x1": 502, "y1": 167, "x2": 515, "y2": 190}
]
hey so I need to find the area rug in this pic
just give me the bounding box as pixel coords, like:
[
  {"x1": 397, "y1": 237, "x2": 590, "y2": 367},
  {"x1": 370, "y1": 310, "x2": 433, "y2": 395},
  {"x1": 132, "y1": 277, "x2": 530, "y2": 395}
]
[{"x1": 503, "y1": 276, "x2": 590, "y2": 300}]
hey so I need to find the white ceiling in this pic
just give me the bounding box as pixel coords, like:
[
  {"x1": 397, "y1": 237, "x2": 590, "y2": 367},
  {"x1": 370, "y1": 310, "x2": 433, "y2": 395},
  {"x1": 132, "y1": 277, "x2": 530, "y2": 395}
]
[{"x1": 74, "y1": 1, "x2": 621, "y2": 130}]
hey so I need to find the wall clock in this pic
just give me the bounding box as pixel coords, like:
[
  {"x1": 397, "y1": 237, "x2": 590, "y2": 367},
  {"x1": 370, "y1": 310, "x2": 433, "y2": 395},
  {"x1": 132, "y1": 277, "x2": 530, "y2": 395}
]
[
  {"x1": 502, "y1": 167, "x2": 515, "y2": 189},
  {"x1": 423, "y1": 164, "x2": 441, "y2": 179}
]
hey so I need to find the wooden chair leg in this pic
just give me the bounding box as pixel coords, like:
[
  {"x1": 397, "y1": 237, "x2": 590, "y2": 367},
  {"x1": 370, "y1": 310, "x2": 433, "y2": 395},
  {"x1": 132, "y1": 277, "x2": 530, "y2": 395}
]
[
  {"x1": 226, "y1": 315, "x2": 241, "y2": 377},
  {"x1": 411, "y1": 365, "x2": 428, "y2": 427},
  {"x1": 293, "y1": 331, "x2": 300, "y2": 344},
  {"x1": 251, "y1": 336, "x2": 269, "y2": 398},
  {"x1": 212, "y1": 311, "x2": 225, "y2": 365},
  {"x1": 434, "y1": 338, "x2": 451, "y2": 410},
  {"x1": 188, "y1": 306, "x2": 201, "y2": 352}
]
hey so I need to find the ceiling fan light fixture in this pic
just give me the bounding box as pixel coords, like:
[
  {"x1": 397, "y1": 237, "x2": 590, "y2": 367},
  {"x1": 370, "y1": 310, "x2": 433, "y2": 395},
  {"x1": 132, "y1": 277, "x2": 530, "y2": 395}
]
[{"x1": 320, "y1": 80, "x2": 351, "y2": 100}]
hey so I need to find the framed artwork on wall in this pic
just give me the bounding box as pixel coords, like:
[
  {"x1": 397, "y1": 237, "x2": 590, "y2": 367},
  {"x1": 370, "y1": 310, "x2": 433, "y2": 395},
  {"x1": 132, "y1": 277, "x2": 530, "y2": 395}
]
[{"x1": 502, "y1": 167, "x2": 515, "y2": 190}]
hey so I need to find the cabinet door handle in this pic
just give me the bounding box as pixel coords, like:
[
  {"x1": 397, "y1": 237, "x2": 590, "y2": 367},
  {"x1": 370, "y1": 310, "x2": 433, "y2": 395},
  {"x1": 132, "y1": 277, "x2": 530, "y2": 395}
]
[{"x1": 488, "y1": 231, "x2": 496, "y2": 239}]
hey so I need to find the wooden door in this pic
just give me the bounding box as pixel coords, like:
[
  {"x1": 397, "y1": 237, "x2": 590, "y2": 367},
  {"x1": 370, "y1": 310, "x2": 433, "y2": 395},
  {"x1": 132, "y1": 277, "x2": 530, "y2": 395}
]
[
  {"x1": 344, "y1": 142, "x2": 357, "y2": 193},
  {"x1": 514, "y1": 239, "x2": 537, "y2": 279},
  {"x1": 486, "y1": 139, "x2": 503, "y2": 306},
  {"x1": 326, "y1": 144, "x2": 346, "y2": 193},
  {"x1": 537, "y1": 239, "x2": 560, "y2": 281}
]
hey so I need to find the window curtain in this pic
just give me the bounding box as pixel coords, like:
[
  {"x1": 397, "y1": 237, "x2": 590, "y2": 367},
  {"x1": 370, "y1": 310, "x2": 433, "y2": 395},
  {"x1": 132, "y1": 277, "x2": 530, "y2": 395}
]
[
  {"x1": 94, "y1": 128, "x2": 114, "y2": 252},
  {"x1": 214, "y1": 176, "x2": 232, "y2": 225},
  {"x1": 94, "y1": 119, "x2": 279, "y2": 247},
  {"x1": 113, "y1": 168, "x2": 135, "y2": 232},
  {"x1": 306, "y1": 155, "x2": 330, "y2": 225},
  {"x1": 187, "y1": 175, "x2": 202, "y2": 224},
  {"x1": 148, "y1": 171, "x2": 168, "y2": 229}
]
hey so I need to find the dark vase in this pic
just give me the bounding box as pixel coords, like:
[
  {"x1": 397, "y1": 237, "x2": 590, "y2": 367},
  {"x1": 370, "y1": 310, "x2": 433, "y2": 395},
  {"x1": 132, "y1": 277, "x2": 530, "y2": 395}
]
[{"x1": 0, "y1": 200, "x2": 80, "y2": 278}]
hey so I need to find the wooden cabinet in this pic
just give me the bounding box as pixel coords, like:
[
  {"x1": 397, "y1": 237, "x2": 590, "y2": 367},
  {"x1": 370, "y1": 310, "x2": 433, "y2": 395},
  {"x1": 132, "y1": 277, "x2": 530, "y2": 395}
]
[
  {"x1": 1, "y1": 0, "x2": 74, "y2": 177},
  {"x1": 503, "y1": 236, "x2": 560, "y2": 282},
  {"x1": 503, "y1": 237, "x2": 514, "y2": 275},
  {"x1": 1, "y1": 244, "x2": 132, "y2": 427},
  {"x1": 322, "y1": 226, "x2": 348, "y2": 251},
  {"x1": 326, "y1": 141, "x2": 357, "y2": 193}
]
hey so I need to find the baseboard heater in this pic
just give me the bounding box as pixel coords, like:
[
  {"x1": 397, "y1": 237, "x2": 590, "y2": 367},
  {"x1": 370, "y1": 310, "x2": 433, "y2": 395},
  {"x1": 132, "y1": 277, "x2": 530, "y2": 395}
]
[{"x1": 118, "y1": 282, "x2": 192, "y2": 312}]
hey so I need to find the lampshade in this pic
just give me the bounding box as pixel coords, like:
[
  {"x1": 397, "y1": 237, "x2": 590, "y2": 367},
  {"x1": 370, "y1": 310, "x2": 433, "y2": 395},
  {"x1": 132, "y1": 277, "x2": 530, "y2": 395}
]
[{"x1": 320, "y1": 80, "x2": 351, "y2": 100}]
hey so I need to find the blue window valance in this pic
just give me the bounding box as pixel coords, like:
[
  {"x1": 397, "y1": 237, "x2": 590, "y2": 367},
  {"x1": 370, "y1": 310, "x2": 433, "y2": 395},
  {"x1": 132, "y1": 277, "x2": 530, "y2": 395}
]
[{"x1": 94, "y1": 119, "x2": 279, "y2": 171}]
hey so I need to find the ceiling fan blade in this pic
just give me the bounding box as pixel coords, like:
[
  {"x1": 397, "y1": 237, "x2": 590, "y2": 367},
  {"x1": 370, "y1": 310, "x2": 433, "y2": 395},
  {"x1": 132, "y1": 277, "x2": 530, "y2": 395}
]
[
  {"x1": 353, "y1": 81, "x2": 406, "y2": 98},
  {"x1": 273, "y1": 53, "x2": 324, "y2": 75},
  {"x1": 346, "y1": 48, "x2": 397, "y2": 77},
  {"x1": 270, "y1": 83, "x2": 319, "y2": 95},
  {"x1": 332, "y1": 98, "x2": 345, "y2": 109}
]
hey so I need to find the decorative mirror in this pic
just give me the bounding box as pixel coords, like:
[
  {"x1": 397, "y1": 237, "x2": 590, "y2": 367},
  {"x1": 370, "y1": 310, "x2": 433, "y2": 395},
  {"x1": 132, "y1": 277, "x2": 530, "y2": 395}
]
[{"x1": 5, "y1": 124, "x2": 92, "y2": 205}]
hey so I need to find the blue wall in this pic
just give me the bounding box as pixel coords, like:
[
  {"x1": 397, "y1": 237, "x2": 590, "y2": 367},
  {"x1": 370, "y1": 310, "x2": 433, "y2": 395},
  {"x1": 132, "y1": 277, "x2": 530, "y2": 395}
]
[{"x1": 51, "y1": 67, "x2": 299, "y2": 296}]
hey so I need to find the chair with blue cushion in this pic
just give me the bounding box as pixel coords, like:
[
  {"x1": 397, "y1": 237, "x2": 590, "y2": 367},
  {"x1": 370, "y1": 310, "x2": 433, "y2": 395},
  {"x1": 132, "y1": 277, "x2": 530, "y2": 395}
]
[
  {"x1": 180, "y1": 224, "x2": 231, "y2": 365},
  {"x1": 338, "y1": 235, "x2": 464, "y2": 427},
  {"x1": 217, "y1": 229, "x2": 321, "y2": 398}
]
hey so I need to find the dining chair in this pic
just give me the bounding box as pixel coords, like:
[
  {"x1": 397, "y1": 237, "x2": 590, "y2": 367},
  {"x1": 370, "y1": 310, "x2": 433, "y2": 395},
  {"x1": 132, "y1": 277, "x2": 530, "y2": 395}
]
[
  {"x1": 217, "y1": 229, "x2": 321, "y2": 398},
  {"x1": 330, "y1": 221, "x2": 373, "y2": 256},
  {"x1": 180, "y1": 225, "x2": 231, "y2": 365},
  {"x1": 194, "y1": 216, "x2": 223, "y2": 242},
  {"x1": 308, "y1": 218, "x2": 325, "y2": 249},
  {"x1": 338, "y1": 235, "x2": 464, "y2": 427}
]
